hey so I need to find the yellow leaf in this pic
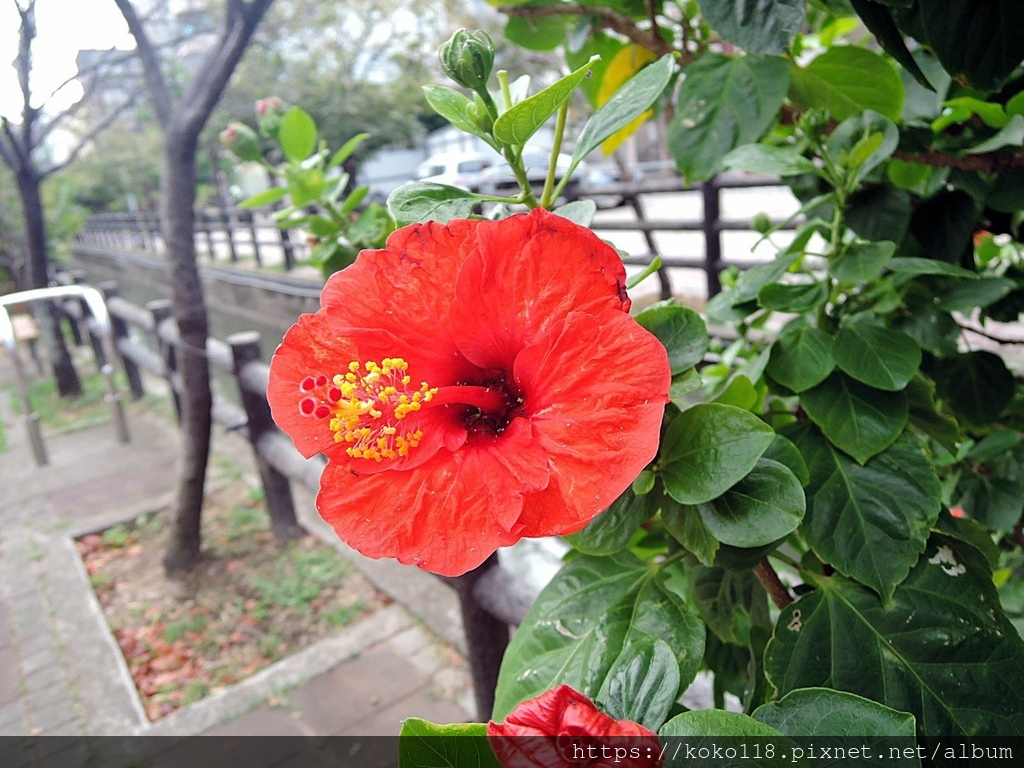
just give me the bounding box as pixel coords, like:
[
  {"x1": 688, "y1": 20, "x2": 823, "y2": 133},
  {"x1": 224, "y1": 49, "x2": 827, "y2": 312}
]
[{"x1": 597, "y1": 45, "x2": 658, "y2": 155}]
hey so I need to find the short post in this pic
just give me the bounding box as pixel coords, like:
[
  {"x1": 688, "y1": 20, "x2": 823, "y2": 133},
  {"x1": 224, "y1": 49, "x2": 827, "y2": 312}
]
[
  {"x1": 243, "y1": 209, "x2": 263, "y2": 267},
  {"x1": 147, "y1": 299, "x2": 181, "y2": 422},
  {"x1": 701, "y1": 176, "x2": 724, "y2": 297},
  {"x1": 227, "y1": 332, "x2": 302, "y2": 541},
  {"x1": 99, "y1": 282, "x2": 145, "y2": 400},
  {"x1": 72, "y1": 271, "x2": 108, "y2": 367},
  {"x1": 444, "y1": 554, "x2": 511, "y2": 721}
]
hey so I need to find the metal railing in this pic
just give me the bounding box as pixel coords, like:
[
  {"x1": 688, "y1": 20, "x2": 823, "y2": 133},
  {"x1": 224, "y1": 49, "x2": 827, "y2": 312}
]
[{"x1": 75, "y1": 173, "x2": 797, "y2": 298}]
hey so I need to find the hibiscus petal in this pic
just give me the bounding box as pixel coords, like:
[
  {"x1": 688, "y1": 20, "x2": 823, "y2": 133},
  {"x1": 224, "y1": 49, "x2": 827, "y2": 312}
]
[
  {"x1": 450, "y1": 208, "x2": 630, "y2": 372},
  {"x1": 320, "y1": 218, "x2": 482, "y2": 385},
  {"x1": 267, "y1": 311, "x2": 357, "y2": 460},
  {"x1": 316, "y1": 420, "x2": 549, "y2": 576},
  {"x1": 512, "y1": 310, "x2": 670, "y2": 536}
]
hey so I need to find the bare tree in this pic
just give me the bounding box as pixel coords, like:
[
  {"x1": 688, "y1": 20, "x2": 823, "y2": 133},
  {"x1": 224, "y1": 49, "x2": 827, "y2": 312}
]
[
  {"x1": 113, "y1": 0, "x2": 275, "y2": 575},
  {"x1": 0, "y1": 0, "x2": 140, "y2": 395}
]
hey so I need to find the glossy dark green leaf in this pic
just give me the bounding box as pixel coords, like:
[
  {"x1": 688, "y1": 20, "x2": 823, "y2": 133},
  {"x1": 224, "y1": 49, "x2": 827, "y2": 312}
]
[
  {"x1": 696, "y1": 0, "x2": 805, "y2": 54},
  {"x1": 661, "y1": 404, "x2": 775, "y2": 505},
  {"x1": 754, "y1": 688, "x2": 917, "y2": 738},
  {"x1": 795, "y1": 428, "x2": 941, "y2": 602},
  {"x1": 887, "y1": 257, "x2": 977, "y2": 279},
  {"x1": 956, "y1": 473, "x2": 1024, "y2": 532},
  {"x1": 789, "y1": 46, "x2": 903, "y2": 122},
  {"x1": 762, "y1": 434, "x2": 810, "y2": 486},
  {"x1": 849, "y1": 0, "x2": 930, "y2": 90},
  {"x1": 696, "y1": 459, "x2": 805, "y2": 548},
  {"x1": 917, "y1": 0, "x2": 1024, "y2": 92},
  {"x1": 940, "y1": 350, "x2": 1015, "y2": 426},
  {"x1": 399, "y1": 719, "x2": 502, "y2": 768},
  {"x1": 832, "y1": 322, "x2": 921, "y2": 392},
  {"x1": 757, "y1": 281, "x2": 827, "y2": 312},
  {"x1": 846, "y1": 184, "x2": 911, "y2": 243},
  {"x1": 831, "y1": 241, "x2": 895, "y2": 283},
  {"x1": 801, "y1": 372, "x2": 908, "y2": 464},
  {"x1": 563, "y1": 487, "x2": 652, "y2": 556},
  {"x1": 909, "y1": 190, "x2": 978, "y2": 266},
  {"x1": 937, "y1": 278, "x2": 1016, "y2": 312},
  {"x1": 662, "y1": 500, "x2": 719, "y2": 566},
  {"x1": 492, "y1": 554, "x2": 704, "y2": 720},
  {"x1": 905, "y1": 375, "x2": 960, "y2": 453},
  {"x1": 387, "y1": 183, "x2": 477, "y2": 225},
  {"x1": 766, "y1": 324, "x2": 835, "y2": 394},
  {"x1": 764, "y1": 537, "x2": 1024, "y2": 735},
  {"x1": 573, "y1": 54, "x2": 675, "y2": 167},
  {"x1": 493, "y1": 56, "x2": 597, "y2": 147},
  {"x1": 635, "y1": 303, "x2": 708, "y2": 375},
  {"x1": 596, "y1": 636, "x2": 679, "y2": 731},
  {"x1": 660, "y1": 709, "x2": 783, "y2": 737},
  {"x1": 685, "y1": 562, "x2": 769, "y2": 646},
  {"x1": 668, "y1": 53, "x2": 790, "y2": 183}
]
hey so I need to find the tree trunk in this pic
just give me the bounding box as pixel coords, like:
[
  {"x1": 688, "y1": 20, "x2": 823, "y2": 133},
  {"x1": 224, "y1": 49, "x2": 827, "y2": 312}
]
[
  {"x1": 160, "y1": 129, "x2": 213, "y2": 576},
  {"x1": 17, "y1": 168, "x2": 82, "y2": 397}
]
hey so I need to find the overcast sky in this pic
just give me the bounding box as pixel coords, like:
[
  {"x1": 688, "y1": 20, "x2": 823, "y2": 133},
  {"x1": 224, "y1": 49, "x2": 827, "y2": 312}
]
[{"x1": 0, "y1": 0, "x2": 134, "y2": 118}]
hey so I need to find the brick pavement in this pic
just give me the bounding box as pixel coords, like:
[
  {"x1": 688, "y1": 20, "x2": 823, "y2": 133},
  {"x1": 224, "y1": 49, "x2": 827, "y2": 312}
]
[{"x1": 0, "y1": 352, "x2": 475, "y2": 739}]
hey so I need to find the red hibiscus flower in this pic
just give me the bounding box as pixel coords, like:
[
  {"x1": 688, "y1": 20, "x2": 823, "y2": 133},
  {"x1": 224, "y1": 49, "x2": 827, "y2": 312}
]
[
  {"x1": 267, "y1": 208, "x2": 670, "y2": 576},
  {"x1": 487, "y1": 685, "x2": 660, "y2": 768}
]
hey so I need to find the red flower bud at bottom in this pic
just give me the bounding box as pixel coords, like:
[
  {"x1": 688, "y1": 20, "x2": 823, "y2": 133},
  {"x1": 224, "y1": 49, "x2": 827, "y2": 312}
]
[{"x1": 487, "y1": 685, "x2": 660, "y2": 768}]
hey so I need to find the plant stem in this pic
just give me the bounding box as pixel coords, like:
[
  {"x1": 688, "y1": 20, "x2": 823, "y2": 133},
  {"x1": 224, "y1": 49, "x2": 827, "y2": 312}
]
[
  {"x1": 755, "y1": 557, "x2": 794, "y2": 609},
  {"x1": 540, "y1": 101, "x2": 569, "y2": 209}
]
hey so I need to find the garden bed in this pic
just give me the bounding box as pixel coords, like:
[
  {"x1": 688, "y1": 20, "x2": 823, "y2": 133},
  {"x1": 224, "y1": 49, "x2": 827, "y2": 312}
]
[{"x1": 76, "y1": 479, "x2": 389, "y2": 721}]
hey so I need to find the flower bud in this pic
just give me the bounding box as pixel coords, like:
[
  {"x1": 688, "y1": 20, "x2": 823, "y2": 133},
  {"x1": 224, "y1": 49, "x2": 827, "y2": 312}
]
[
  {"x1": 220, "y1": 122, "x2": 262, "y2": 162},
  {"x1": 438, "y1": 29, "x2": 495, "y2": 92},
  {"x1": 255, "y1": 96, "x2": 287, "y2": 139}
]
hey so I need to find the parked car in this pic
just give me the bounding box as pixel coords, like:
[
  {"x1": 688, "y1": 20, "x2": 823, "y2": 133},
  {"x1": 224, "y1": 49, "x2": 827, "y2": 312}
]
[
  {"x1": 414, "y1": 151, "x2": 496, "y2": 193},
  {"x1": 478, "y1": 147, "x2": 579, "y2": 203}
]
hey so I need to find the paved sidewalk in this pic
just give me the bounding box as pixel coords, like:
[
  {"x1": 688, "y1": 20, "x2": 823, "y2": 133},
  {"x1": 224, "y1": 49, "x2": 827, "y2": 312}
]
[{"x1": 0, "y1": 353, "x2": 475, "y2": 738}]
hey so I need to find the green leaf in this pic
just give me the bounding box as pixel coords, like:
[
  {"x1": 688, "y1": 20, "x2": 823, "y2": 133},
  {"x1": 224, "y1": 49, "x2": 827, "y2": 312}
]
[
  {"x1": 908, "y1": 189, "x2": 978, "y2": 266},
  {"x1": 905, "y1": 375, "x2": 960, "y2": 453},
  {"x1": 504, "y1": 4, "x2": 568, "y2": 51},
  {"x1": 493, "y1": 56, "x2": 598, "y2": 147},
  {"x1": 789, "y1": 46, "x2": 903, "y2": 121},
  {"x1": 917, "y1": 0, "x2": 1024, "y2": 92},
  {"x1": 552, "y1": 200, "x2": 596, "y2": 227},
  {"x1": 849, "y1": 0, "x2": 930, "y2": 90},
  {"x1": 887, "y1": 257, "x2": 977, "y2": 279},
  {"x1": 937, "y1": 277, "x2": 1016, "y2": 312},
  {"x1": 668, "y1": 53, "x2": 790, "y2": 183},
  {"x1": 831, "y1": 241, "x2": 895, "y2": 283},
  {"x1": 696, "y1": 0, "x2": 805, "y2": 54},
  {"x1": 662, "y1": 501, "x2": 719, "y2": 566},
  {"x1": 846, "y1": 185, "x2": 911, "y2": 243},
  {"x1": 660, "y1": 404, "x2": 775, "y2": 505},
  {"x1": 492, "y1": 554, "x2": 704, "y2": 720},
  {"x1": 754, "y1": 688, "x2": 917, "y2": 737},
  {"x1": 723, "y1": 144, "x2": 820, "y2": 177},
  {"x1": 685, "y1": 563, "x2": 769, "y2": 645},
  {"x1": 635, "y1": 303, "x2": 708, "y2": 375},
  {"x1": 956, "y1": 473, "x2": 1024, "y2": 531},
  {"x1": 596, "y1": 636, "x2": 680, "y2": 731},
  {"x1": 832, "y1": 322, "x2": 921, "y2": 392},
  {"x1": 564, "y1": 488, "x2": 652, "y2": 556},
  {"x1": 757, "y1": 281, "x2": 827, "y2": 312},
  {"x1": 940, "y1": 350, "x2": 1015, "y2": 426},
  {"x1": 573, "y1": 54, "x2": 675, "y2": 168},
  {"x1": 795, "y1": 428, "x2": 941, "y2": 601},
  {"x1": 239, "y1": 186, "x2": 287, "y2": 209},
  {"x1": 765, "y1": 324, "x2": 835, "y2": 393},
  {"x1": 825, "y1": 111, "x2": 899, "y2": 187},
  {"x1": 283, "y1": 165, "x2": 325, "y2": 207},
  {"x1": 423, "y1": 86, "x2": 496, "y2": 147},
  {"x1": 399, "y1": 719, "x2": 501, "y2": 768},
  {"x1": 387, "y1": 183, "x2": 478, "y2": 225},
  {"x1": 762, "y1": 434, "x2": 810, "y2": 486},
  {"x1": 696, "y1": 459, "x2": 805, "y2": 548},
  {"x1": 660, "y1": 709, "x2": 783, "y2": 738},
  {"x1": 327, "y1": 133, "x2": 370, "y2": 170},
  {"x1": 764, "y1": 537, "x2": 1024, "y2": 735},
  {"x1": 801, "y1": 372, "x2": 908, "y2": 463},
  {"x1": 964, "y1": 114, "x2": 1024, "y2": 155},
  {"x1": 707, "y1": 250, "x2": 801, "y2": 323},
  {"x1": 278, "y1": 106, "x2": 317, "y2": 162}
]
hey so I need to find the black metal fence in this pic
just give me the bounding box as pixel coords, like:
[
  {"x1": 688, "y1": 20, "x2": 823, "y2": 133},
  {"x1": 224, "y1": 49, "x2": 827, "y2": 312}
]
[{"x1": 76, "y1": 173, "x2": 797, "y2": 299}]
